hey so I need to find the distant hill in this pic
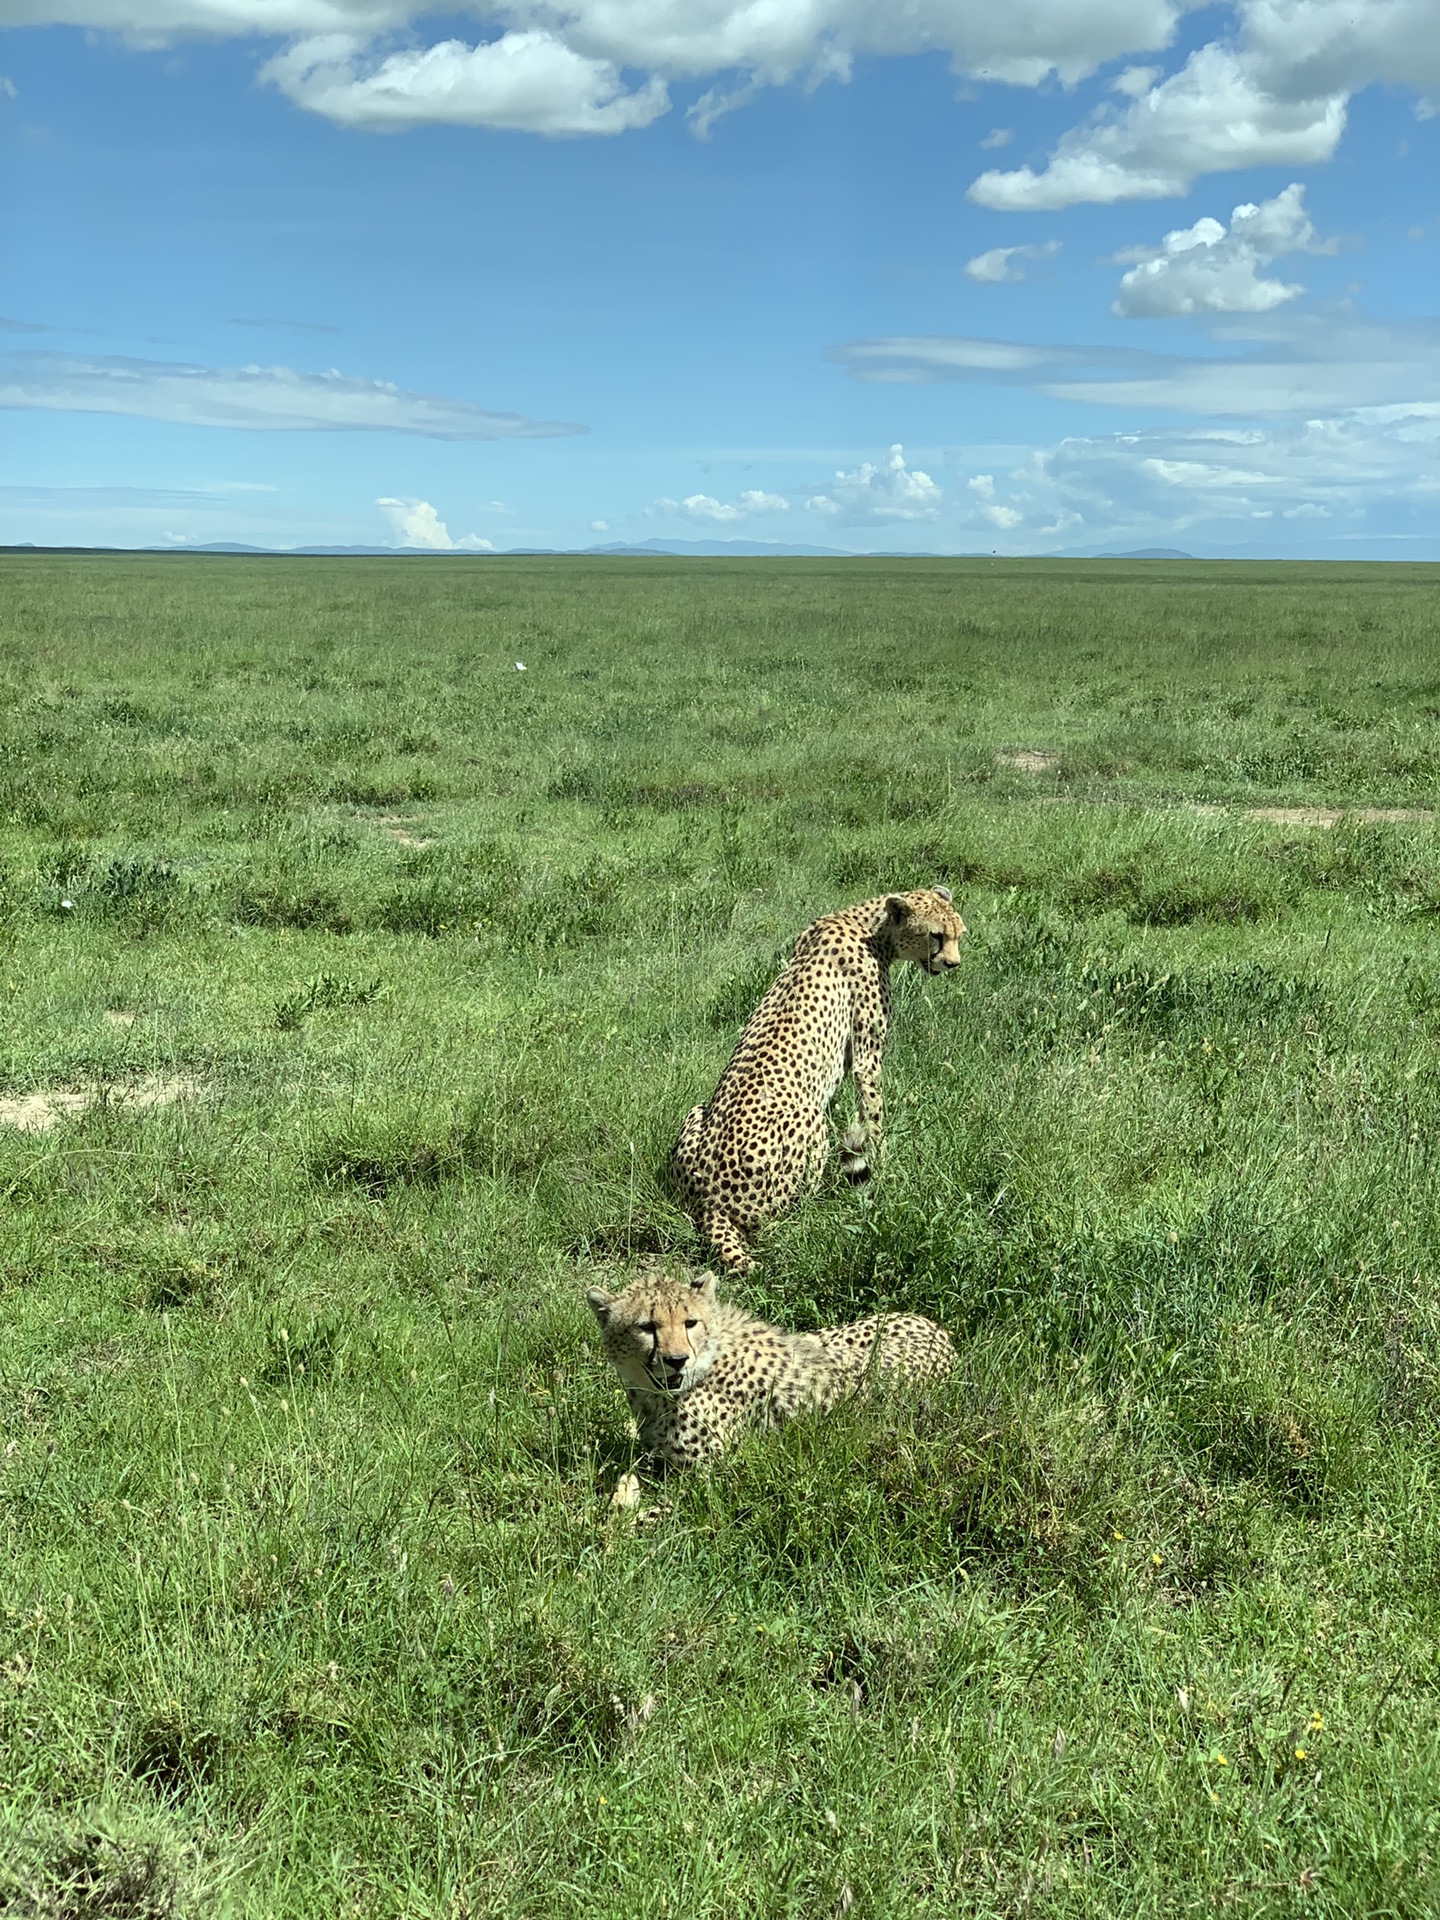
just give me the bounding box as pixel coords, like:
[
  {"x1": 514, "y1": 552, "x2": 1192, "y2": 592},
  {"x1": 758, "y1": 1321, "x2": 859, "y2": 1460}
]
[
  {"x1": 1091, "y1": 548, "x2": 1194, "y2": 560},
  {"x1": 161, "y1": 537, "x2": 916, "y2": 559}
]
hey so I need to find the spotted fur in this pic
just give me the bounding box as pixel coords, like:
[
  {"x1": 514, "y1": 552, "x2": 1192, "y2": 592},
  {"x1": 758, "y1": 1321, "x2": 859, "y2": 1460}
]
[
  {"x1": 585, "y1": 1266, "x2": 955, "y2": 1470},
  {"x1": 671, "y1": 887, "x2": 965, "y2": 1273}
]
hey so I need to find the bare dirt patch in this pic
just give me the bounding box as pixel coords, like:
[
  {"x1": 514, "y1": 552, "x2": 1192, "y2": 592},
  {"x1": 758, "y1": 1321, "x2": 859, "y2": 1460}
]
[
  {"x1": 352, "y1": 811, "x2": 437, "y2": 849},
  {"x1": 997, "y1": 750, "x2": 1059, "y2": 774},
  {"x1": 1245, "y1": 805, "x2": 1435, "y2": 829},
  {"x1": 103, "y1": 1009, "x2": 139, "y2": 1026},
  {"x1": 1190, "y1": 804, "x2": 1436, "y2": 829},
  {"x1": 0, "y1": 1074, "x2": 201, "y2": 1134}
]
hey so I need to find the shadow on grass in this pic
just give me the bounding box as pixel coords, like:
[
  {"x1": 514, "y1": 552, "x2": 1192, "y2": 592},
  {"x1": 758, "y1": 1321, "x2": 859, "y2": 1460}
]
[{"x1": 0, "y1": 1828, "x2": 183, "y2": 1919}]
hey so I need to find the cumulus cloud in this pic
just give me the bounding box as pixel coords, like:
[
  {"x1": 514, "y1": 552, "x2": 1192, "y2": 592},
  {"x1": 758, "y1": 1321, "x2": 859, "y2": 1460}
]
[
  {"x1": 6, "y1": 0, "x2": 1186, "y2": 130},
  {"x1": 1112, "y1": 183, "x2": 1331, "y2": 316},
  {"x1": 967, "y1": 473, "x2": 1024, "y2": 528},
  {"x1": 376, "y1": 496, "x2": 494, "y2": 548},
  {"x1": 262, "y1": 30, "x2": 669, "y2": 134},
  {"x1": 807, "y1": 444, "x2": 942, "y2": 523},
  {"x1": 965, "y1": 240, "x2": 1061, "y2": 284},
  {"x1": 652, "y1": 488, "x2": 789, "y2": 523},
  {"x1": 832, "y1": 316, "x2": 1440, "y2": 417},
  {"x1": 969, "y1": 43, "x2": 1347, "y2": 209},
  {"x1": 1111, "y1": 63, "x2": 1161, "y2": 95},
  {"x1": 0, "y1": 352, "x2": 586, "y2": 437},
  {"x1": 9, "y1": 0, "x2": 1440, "y2": 198},
  {"x1": 968, "y1": 1, "x2": 1440, "y2": 209}
]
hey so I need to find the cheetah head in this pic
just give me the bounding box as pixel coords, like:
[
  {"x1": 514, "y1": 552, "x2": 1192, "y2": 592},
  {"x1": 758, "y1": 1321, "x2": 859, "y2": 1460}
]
[
  {"x1": 882, "y1": 886, "x2": 965, "y2": 976},
  {"x1": 585, "y1": 1268, "x2": 720, "y2": 1398}
]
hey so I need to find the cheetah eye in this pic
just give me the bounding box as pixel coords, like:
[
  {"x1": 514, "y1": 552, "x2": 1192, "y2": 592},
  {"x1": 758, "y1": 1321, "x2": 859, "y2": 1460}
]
[
  {"x1": 637, "y1": 1320, "x2": 658, "y2": 1337},
  {"x1": 930, "y1": 932, "x2": 943, "y2": 950},
  {"x1": 684, "y1": 1318, "x2": 700, "y2": 1330}
]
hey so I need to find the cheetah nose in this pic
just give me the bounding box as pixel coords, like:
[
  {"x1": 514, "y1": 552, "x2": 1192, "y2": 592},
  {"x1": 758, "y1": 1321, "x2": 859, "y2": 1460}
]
[{"x1": 662, "y1": 1353, "x2": 688, "y2": 1375}]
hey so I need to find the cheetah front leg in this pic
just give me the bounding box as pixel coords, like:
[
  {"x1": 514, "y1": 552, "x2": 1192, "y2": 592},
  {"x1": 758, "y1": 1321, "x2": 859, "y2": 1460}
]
[
  {"x1": 846, "y1": 1026, "x2": 886, "y2": 1183},
  {"x1": 701, "y1": 1204, "x2": 755, "y2": 1276}
]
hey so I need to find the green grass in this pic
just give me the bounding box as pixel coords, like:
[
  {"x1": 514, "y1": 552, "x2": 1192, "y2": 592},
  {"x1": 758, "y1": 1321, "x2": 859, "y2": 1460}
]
[{"x1": 3, "y1": 553, "x2": 1440, "y2": 1916}]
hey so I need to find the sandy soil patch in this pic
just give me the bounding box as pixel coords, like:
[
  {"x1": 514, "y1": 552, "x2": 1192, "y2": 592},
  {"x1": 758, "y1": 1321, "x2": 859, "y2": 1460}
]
[
  {"x1": 352, "y1": 810, "x2": 436, "y2": 849},
  {"x1": 997, "y1": 750, "x2": 1059, "y2": 774},
  {"x1": 103, "y1": 1009, "x2": 139, "y2": 1026},
  {"x1": 1244, "y1": 805, "x2": 1435, "y2": 828},
  {"x1": 1190, "y1": 804, "x2": 1436, "y2": 829},
  {"x1": 0, "y1": 1074, "x2": 201, "y2": 1133}
]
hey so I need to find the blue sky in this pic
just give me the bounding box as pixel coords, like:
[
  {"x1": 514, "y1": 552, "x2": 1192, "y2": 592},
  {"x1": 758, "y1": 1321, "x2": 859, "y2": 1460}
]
[{"x1": 2, "y1": 0, "x2": 1437, "y2": 556}]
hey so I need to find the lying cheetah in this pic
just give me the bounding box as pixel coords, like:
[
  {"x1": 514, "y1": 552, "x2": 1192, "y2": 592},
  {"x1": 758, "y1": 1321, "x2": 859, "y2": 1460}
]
[
  {"x1": 585, "y1": 1264, "x2": 954, "y2": 1470},
  {"x1": 671, "y1": 888, "x2": 965, "y2": 1273}
]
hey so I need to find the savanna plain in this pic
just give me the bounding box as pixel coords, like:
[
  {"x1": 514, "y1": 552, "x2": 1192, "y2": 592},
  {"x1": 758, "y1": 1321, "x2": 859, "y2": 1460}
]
[{"x1": 3, "y1": 553, "x2": 1440, "y2": 1919}]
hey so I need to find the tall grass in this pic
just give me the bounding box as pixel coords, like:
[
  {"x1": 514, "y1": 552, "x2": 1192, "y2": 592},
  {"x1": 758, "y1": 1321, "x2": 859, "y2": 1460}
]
[{"x1": 1, "y1": 555, "x2": 1439, "y2": 1916}]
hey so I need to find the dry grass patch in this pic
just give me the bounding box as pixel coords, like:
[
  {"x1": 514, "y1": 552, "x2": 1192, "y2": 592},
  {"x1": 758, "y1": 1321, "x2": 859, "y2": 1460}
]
[{"x1": 0, "y1": 1074, "x2": 202, "y2": 1133}]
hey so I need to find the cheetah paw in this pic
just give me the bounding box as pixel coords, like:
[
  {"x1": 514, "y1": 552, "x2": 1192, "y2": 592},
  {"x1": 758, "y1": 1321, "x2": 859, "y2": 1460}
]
[{"x1": 610, "y1": 1472, "x2": 643, "y2": 1510}]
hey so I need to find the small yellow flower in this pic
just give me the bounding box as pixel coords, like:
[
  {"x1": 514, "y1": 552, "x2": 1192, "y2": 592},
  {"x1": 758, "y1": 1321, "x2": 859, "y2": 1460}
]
[
  {"x1": 1309, "y1": 1712, "x2": 1324, "y2": 1731},
  {"x1": 1112, "y1": 1529, "x2": 1125, "y2": 1541},
  {"x1": 1214, "y1": 1754, "x2": 1229, "y2": 1766},
  {"x1": 1151, "y1": 1551, "x2": 1163, "y2": 1565},
  {"x1": 1294, "y1": 1747, "x2": 1307, "y2": 1760}
]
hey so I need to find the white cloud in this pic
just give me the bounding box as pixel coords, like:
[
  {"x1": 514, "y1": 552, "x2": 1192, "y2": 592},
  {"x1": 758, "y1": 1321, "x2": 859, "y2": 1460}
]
[
  {"x1": 1112, "y1": 63, "x2": 1160, "y2": 95},
  {"x1": 967, "y1": 473, "x2": 1024, "y2": 528},
  {"x1": 832, "y1": 316, "x2": 1440, "y2": 417},
  {"x1": 969, "y1": 43, "x2": 1347, "y2": 209},
  {"x1": 0, "y1": 352, "x2": 585, "y2": 438},
  {"x1": 1030, "y1": 408, "x2": 1440, "y2": 542},
  {"x1": 808, "y1": 444, "x2": 943, "y2": 523},
  {"x1": 1241, "y1": 0, "x2": 1440, "y2": 99},
  {"x1": 968, "y1": 1, "x2": 1440, "y2": 210},
  {"x1": 9, "y1": 0, "x2": 1440, "y2": 193},
  {"x1": 6, "y1": 0, "x2": 1187, "y2": 130},
  {"x1": 834, "y1": 336, "x2": 1061, "y2": 382},
  {"x1": 979, "y1": 127, "x2": 1013, "y2": 149},
  {"x1": 0, "y1": 0, "x2": 402, "y2": 32},
  {"x1": 652, "y1": 487, "x2": 790, "y2": 523},
  {"x1": 376, "y1": 496, "x2": 494, "y2": 549},
  {"x1": 0, "y1": 483, "x2": 220, "y2": 507},
  {"x1": 1112, "y1": 182, "x2": 1330, "y2": 317},
  {"x1": 262, "y1": 30, "x2": 669, "y2": 134},
  {"x1": 965, "y1": 240, "x2": 1061, "y2": 283}
]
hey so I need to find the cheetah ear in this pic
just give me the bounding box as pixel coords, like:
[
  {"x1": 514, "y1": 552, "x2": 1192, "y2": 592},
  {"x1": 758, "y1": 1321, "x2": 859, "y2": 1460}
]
[
  {"x1": 585, "y1": 1286, "x2": 614, "y2": 1325},
  {"x1": 883, "y1": 894, "x2": 908, "y2": 924},
  {"x1": 688, "y1": 1270, "x2": 719, "y2": 1301},
  {"x1": 933, "y1": 884, "x2": 953, "y2": 903}
]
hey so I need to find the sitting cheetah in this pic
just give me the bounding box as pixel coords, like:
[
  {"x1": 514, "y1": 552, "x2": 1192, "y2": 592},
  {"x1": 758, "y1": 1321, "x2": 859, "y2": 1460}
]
[
  {"x1": 671, "y1": 888, "x2": 964, "y2": 1273},
  {"x1": 585, "y1": 1264, "x2": 954, "y2": 1470}
]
